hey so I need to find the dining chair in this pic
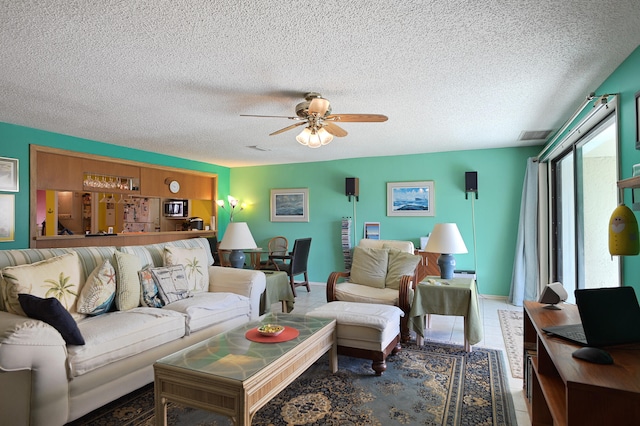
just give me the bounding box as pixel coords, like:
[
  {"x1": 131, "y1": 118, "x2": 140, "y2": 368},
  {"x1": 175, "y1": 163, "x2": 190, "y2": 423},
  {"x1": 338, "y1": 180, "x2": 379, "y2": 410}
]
[
  {"x1": 260, "y1": 235, "x2": 288, "y2": 270},
  {"x1": 269, "y1": 237, "x2": 311, "y2": 296}
]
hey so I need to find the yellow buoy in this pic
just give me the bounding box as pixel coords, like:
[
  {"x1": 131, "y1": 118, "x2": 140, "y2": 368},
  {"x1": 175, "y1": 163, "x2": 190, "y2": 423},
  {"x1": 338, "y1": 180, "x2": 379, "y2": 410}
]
[{"x1": 609, "y1": 204, "x2": 639, "y2": 256}]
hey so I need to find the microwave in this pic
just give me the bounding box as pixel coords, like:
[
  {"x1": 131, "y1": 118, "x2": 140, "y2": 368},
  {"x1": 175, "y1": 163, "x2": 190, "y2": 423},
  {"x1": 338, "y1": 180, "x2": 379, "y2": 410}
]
[{"x1": 164, "y1": 200, "x2": 188, "y2": 218}]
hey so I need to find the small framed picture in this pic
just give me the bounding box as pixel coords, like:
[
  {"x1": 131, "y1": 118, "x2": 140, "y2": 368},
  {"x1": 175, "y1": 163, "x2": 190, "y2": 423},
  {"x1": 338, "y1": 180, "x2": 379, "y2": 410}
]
[
  {"x1": 636, "y1": 91, "x2": 640, "y2": 149},
  {"x1": 387, "y1": 181, "x2": 435, "y2": 217},
  {"x1": 0, "y1": 194, "x2": 15, "y2": 242},
  {"x1": 0, "y1": 157, "x2": 18, "y2": 192},
  {"x1": 270, "y1": 188, "x2": 309, "y2": 222}
]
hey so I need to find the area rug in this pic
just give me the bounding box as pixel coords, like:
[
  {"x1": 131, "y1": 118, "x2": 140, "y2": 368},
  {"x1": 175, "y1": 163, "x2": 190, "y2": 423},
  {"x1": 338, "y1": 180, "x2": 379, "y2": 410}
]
[
  {"x1": 66, "y1": 342, "x2": 516, "y2": 426},
  {"x1": 498, "y1": 310, "x2": 524, "y2": 379}
]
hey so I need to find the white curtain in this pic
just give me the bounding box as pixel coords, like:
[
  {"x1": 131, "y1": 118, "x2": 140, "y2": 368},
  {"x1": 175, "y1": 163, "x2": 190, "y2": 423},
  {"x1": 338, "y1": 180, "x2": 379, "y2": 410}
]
[{"x1": 509, "y1": 157, "x2": 539, "y2": 306}]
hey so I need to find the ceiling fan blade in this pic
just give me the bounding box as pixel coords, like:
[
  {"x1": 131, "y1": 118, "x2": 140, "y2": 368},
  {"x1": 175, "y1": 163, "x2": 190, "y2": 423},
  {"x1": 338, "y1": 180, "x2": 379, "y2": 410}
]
[
  {"x1": 240, "y1": 114, "x2": 301, "y2": 120},
  {"x1": 324, "y1": 122, "x2": 348, "y2": 137},
  {"x1": 269, "y1": 121, "x2": 307, "y2": 136},
  {"x1": 326, "y1": 114, "x2": 388, "y2": 122},
  {"x1": 308, "y1": 98, "x2": 331, "y2": 116}
]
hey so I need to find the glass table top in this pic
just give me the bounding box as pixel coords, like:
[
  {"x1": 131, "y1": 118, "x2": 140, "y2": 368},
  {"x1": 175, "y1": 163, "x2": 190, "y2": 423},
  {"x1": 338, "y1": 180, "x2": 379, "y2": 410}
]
[{"x1": 156, "y1": 314, "x2": 334, "y2": 381}]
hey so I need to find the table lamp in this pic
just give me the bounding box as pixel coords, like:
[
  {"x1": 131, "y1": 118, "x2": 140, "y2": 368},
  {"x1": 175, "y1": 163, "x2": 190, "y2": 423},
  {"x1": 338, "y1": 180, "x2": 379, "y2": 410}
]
[
  {"x1": 424, "y1": 223, "x2": 468, "y2": 279},
  {"x1": 219, "y1": 222, "x2": 257, "y2": 268}
]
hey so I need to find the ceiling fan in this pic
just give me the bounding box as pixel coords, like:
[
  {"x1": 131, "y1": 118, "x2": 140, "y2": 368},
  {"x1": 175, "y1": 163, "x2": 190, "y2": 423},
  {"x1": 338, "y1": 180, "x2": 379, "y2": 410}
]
[{"x1": 240, "y1": 92, "x2": 388, "y2": 148}]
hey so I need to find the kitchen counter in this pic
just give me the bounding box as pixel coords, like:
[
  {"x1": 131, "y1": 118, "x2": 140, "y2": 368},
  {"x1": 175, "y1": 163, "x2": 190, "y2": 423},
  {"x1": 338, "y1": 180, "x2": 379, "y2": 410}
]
[{"x1": 32, "y1": 230, "x2": 217, "y2": 248}]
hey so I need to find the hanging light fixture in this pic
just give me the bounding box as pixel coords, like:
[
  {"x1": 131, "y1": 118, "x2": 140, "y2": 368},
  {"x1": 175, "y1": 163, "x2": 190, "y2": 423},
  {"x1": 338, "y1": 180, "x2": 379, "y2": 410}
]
[{"x1": 296, "y1": 125, "x2": 333, "y2": 148}]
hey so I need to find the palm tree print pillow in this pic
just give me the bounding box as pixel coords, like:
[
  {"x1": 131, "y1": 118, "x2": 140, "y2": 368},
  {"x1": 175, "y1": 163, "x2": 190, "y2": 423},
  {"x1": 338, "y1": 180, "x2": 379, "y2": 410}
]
[
  {"x1": 163, "y1": 246, "x2": 209, "y2": 292},
  {"x1": 1, "y1": 252, "x2": 82, "y2": 319}
]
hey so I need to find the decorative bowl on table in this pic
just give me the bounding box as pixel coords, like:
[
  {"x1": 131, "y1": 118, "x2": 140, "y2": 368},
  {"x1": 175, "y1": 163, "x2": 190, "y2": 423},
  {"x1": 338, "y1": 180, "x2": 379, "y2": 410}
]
[{"x1": 257, "y1": 324, "x2": 285, "y2": 337}]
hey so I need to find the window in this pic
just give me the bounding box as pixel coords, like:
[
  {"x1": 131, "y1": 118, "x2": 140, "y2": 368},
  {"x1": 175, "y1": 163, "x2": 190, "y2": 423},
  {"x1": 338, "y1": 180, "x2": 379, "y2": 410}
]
[{"x1": 550, "y1": 113, "x2": 619, "y2": 302}]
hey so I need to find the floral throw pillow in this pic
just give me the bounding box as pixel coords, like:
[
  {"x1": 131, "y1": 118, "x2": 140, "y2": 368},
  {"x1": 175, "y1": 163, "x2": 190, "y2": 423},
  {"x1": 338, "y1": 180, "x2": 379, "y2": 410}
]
[
  {"x1": 138, "y1": 267, "x2": 164, "y2": 308},
  {"x1": 163, "y1": 246, "x2": 209, "y2": 292}
]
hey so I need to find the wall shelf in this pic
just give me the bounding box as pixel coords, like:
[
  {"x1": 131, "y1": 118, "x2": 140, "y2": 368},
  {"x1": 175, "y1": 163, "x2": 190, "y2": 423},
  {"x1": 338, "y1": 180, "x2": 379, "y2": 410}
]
[{"x1": 617, "y1": 175, "x2": 640, "y2": 189}]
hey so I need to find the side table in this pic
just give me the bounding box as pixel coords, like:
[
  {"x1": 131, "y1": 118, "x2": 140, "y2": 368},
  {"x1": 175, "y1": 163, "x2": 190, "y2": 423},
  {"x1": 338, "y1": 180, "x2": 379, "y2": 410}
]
[
  {"x1": 409, "y1": 276, "x2": 482, "y2": 352},
  {"x1": 260, "y1": 271, "x2": 295, "y2": 314}
]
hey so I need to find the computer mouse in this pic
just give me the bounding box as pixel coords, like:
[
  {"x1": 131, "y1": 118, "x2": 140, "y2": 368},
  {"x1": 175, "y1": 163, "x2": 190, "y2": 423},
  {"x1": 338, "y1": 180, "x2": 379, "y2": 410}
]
[{"x1": 572, "y1": 347, "x2": 614, "y2": 365}]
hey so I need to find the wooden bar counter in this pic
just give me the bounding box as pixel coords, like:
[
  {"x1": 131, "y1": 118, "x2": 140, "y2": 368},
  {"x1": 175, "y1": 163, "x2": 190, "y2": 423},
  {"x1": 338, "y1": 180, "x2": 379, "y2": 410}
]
[{"x1": 33, "y1": 230, "x2": 217, "y2": 248}]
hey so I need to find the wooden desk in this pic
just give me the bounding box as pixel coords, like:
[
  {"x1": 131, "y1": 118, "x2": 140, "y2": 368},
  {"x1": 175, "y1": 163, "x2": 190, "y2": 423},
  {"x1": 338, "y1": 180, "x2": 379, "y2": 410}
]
[{"x1": 524, "y1": 301, "x2": 640, "y2": 425}]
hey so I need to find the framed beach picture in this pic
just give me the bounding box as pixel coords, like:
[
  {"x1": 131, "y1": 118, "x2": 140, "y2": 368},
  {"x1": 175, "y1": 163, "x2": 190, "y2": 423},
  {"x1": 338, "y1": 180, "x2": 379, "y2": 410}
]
[
  {"x1": 0, "y1": 194, "x2": 15, "y2": 242},
  {"x1": 0, "y1": 157, "x2": 18, "y2": 192},
  {"x1": 387, "y1": 181, "x2": 435, "y2": 217},
  {"x1": 270, "y1": 188, "x2": 309, "y2": 222}
]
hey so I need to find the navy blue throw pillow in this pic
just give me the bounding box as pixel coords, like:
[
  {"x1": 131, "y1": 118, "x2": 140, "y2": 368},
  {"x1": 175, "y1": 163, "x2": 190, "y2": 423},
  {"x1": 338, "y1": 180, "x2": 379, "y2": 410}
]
[{"x1": 18, "y1": 294, "x2": 85, "y2": 345}]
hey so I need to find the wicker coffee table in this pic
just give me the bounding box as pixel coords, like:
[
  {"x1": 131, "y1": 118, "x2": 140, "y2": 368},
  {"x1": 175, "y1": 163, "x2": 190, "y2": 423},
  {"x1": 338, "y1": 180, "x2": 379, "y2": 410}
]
[{"x1": 154, "y1": 314, "x2": 337, "y2": 425}]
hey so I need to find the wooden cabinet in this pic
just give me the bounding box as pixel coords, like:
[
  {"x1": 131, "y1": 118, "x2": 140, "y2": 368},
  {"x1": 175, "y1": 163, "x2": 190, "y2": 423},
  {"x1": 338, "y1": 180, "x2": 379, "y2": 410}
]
[
  {"x1": 36, "y1": 152, "x2": 84, "y2": 190},
  {"x1": 523, "y1": 301, "x2": 640, "y2": 425},
  {"x1": 140, "y1": 168, "x2": 213, "y2": 200},
  {"x1": 414, "y1": 250, "x2": 440, "y2": 282}
]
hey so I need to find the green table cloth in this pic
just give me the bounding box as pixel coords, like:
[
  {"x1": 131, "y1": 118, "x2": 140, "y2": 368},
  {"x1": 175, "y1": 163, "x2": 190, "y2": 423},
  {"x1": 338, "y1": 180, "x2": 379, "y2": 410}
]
[
  {"x1": 409, "y1": 276, "x2": 482, "y2": 346},
  {"x1": 260, "y1": 271, "x2": 295, "y2": 314}
]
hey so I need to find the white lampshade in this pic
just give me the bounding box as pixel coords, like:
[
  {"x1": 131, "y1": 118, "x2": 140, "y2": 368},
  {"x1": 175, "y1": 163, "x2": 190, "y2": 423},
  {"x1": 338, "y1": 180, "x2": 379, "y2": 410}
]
[
  {"x1": 425, "y1": 223, "x2": 468, "y2": 254},
  {"x1": 219, "y1": 222, "x2": 257, "y2": 250}
]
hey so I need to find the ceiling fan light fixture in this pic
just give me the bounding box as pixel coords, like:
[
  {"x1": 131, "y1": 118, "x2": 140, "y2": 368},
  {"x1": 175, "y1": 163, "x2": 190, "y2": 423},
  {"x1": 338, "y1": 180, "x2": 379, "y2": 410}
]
[{"x1": 296, "y1": 126, "x2": 333, "y2": 148}]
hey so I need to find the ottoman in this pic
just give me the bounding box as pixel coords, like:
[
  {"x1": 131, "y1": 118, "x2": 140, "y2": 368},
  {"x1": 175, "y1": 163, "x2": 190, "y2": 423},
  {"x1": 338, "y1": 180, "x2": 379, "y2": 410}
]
[{"x1": 306, "y1": 301, "x2": 403, "y2": 375}]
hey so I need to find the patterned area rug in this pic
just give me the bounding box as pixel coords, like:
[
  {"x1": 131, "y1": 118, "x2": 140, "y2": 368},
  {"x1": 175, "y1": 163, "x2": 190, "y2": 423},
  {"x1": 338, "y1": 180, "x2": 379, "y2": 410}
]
[
  {"x1": 66, "y1": 342, "x2": 516, "y2": 426},
  {"x1": 498, "y1": 310, "x2": 524, "y2": 379}
]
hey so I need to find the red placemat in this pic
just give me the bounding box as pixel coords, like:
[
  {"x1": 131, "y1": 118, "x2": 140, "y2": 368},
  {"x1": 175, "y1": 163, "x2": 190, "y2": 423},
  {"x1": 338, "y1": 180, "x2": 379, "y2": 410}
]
[{"x1": 245, "y1": 326, "x2": 299, "y2": 343}]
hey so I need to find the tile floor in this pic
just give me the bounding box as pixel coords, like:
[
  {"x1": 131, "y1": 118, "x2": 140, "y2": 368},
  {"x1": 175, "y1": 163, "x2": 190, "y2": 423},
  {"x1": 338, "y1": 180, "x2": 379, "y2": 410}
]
[{"x1": 278, "y1": 283, "x2": 531, "y2": 426}]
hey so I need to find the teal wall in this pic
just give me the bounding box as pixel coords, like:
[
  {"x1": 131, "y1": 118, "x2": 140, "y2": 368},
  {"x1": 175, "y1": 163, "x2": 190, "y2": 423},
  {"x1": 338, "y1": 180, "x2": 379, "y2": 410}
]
[
  {"x1": 0, "y1": 122, "x2": 231, "y2": 248},
  {"x1": 594, "y1": 45, "x2": 640, "y2": 296},
  {"x1": 230, "y1": 146, "x2": 540, "y2": 296}
]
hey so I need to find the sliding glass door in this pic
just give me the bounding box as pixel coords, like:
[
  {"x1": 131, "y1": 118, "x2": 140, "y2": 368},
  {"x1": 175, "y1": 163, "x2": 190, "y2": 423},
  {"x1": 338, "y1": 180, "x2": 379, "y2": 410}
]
[{"x1": 552, "y1": 114, "x2": 619, "y2": 303}]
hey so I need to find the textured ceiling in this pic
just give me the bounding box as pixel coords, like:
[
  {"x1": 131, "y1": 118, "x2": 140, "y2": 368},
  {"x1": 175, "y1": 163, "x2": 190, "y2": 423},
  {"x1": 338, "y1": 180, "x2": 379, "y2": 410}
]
[{"x1": 1, "y1": 1, "x2": 639, "y2": 167}]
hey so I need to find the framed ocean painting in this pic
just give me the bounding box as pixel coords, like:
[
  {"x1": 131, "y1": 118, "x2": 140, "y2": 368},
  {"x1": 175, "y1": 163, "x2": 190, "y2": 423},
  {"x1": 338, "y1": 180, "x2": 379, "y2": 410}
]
[
  {"x1": 387, "y1": 181, "x2": 435, "y2": 217},
  {"x1": 270, "y1": 188, "x2": 309, "y2": 222}
]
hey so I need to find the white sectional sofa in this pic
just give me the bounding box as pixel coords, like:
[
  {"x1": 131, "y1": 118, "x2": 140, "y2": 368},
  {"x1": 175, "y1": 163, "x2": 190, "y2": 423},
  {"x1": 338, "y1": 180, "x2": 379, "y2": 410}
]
[{"x1": 0, "y1": 237, "x2": 266, "y2": 426}]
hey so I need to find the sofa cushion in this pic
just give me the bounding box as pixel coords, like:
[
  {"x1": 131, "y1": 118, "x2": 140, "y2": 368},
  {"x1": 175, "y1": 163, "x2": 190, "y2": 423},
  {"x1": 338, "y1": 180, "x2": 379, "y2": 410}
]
[
  {"x1": 161, "y1": 292, "x2": 251, "y2": 334},
  {"x1": 163, "y1": 246, "x2": 209, "y2": 292},
  {"x1": 166, "y1": 237, "x2": 215, "y2": 266},
  {"x1": 151, "y1": 265, "x2": 193, "y2": 305},
  {"x1": 385, "y1": 249, "x2": 421, "y2": 290},
  {"x1": 334, "y1": 282, "x2": 413, "y2": 307},
  {"x1": 358, "y1": 239, "x2": 415, "y2": 253},
  {"x1": 112, "y1": 251, "x2": 141, "y2": 311},
  {"x1": 18, "y1": 294, "x2": 85, "y2": 345},
  {"x1": 69, "y1": 307, "x2": 185, "y2": 377},
  {"x1": 138, "y1": 267, "x2": 164, "y2": 308},
  {"x1": 77, "y1": 260, "x2": 116, "y2": 315},
  {"x1": 349, "y1": 247, "x2": 389, "y2": 289},
  {"x1": 2, "y1": 252, "x2": 82, "y2": 317}
]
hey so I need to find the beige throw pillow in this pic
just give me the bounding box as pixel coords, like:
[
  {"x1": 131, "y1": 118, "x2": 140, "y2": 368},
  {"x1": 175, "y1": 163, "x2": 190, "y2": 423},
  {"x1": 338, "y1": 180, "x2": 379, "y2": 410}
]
[
  {"x1": 385, "y1": 249, "x2": 421, "y2": 290},
  {"x1": 163, "y1": 246, "x2": 209, "y2": 292},
  {"x1": 350, "y1": 247, "x2": 389, "y2": 289},
  {"x1": 1, "y1": 252, "x2": 82, "y2": 317},
  {"x1": 113, "y1": 251, "x2": 141, "y2": 311}
]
